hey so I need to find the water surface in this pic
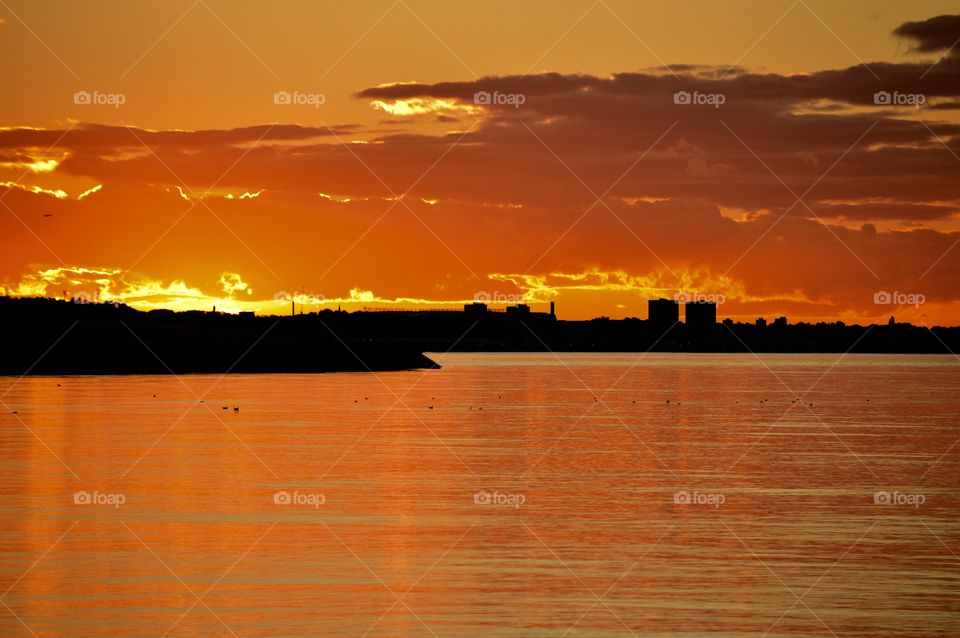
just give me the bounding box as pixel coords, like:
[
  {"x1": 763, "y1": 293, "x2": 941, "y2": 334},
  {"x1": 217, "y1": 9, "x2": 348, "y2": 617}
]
[{"x1": 0, "y1": 353, "x2": 957, "y2": 636}]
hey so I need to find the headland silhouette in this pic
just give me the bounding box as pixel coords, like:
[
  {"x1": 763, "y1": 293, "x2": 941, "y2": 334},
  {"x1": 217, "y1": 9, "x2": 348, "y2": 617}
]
[{"x1": 1, "y1": 296, "x2": 956, "y2": 376}]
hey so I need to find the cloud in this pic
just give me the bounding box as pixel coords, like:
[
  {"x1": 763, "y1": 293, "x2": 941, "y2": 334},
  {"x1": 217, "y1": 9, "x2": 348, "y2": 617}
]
[
  {"x1": 370, "y1": 97, "x2": 480, "y2": 117},
  {"x1": 6, "y1": 58, "x2": 957, "y2": 214},
  {"x1": 894, "y1": 14, "x2": 960, "y2": 55},
  {"x1": 0, "y1": 157, "x2": 58, "y2": 173},
  {"x1": 0, "y1": 267, "x2": 275, "y2": 313},
  {"x1": 0, "y1": 266, "x2": 517, "y2": 315},
  {"x1": 814, "y1": 200, "x2": 960, "y2": 222},
  {"x1": 0, "y1": 181, "x2": 67, "y2": 199},
  {"x1": 0, "y1": 123, "x2": 357, "y2": 151},
  {"x1": 77, "y1": 184, "x2": 102, "y2": 199},
  {"x1": 219, "y1": 272, "x2": 252, "y2": 296}
]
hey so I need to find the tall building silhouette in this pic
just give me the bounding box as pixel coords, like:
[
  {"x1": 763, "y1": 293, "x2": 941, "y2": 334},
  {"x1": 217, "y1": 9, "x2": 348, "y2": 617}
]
[
  {"x1": 648, "y1": 298, "x2": 679, "y2": 326},
  {"x1": 685, "y1": 301, "x2": 717, "y2": 329}
]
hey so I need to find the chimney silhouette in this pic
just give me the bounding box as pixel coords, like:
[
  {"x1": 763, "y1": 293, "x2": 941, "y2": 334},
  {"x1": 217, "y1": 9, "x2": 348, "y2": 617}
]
[{"x1": 550, "y1": 301, "x2": 555, "y2": 316}]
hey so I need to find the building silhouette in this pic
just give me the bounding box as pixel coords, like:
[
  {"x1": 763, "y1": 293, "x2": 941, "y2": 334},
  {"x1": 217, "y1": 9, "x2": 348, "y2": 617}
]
[
  {"x1": 648, "y1": 298, "x2": 679, "y2": 326},
  {"x1": 685, "y1": 301, "x2": 717, "y2": 329},
  {"x1": 6, "y1": 296, "x2": 960, "y2": 364}
]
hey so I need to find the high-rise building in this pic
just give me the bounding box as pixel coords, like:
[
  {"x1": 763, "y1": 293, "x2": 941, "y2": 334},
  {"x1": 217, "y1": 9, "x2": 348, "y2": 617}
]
[
  {"x1": 685, "y1": 301, "x2": 717, "y2": 329},
  {"x1": 648, "y1": 298, "x2": 679, "y2": 326}
]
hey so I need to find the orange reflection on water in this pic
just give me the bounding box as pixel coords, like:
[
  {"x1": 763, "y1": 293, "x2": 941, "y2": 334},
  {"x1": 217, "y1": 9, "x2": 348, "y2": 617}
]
[{"x1": 0, "y1": 353, "x2": 958, "y2": 636}]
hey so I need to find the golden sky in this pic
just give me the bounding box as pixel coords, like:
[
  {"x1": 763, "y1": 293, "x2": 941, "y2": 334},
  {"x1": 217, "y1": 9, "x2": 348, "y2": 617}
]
[{"x1": 2, "y1": 1, "x2": 960, "y2": 323}]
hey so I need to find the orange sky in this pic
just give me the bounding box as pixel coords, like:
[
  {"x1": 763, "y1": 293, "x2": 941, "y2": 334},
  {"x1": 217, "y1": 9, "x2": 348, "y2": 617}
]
[{"x1": 2, "y1": 1, "x2": 960, "y2": 323}]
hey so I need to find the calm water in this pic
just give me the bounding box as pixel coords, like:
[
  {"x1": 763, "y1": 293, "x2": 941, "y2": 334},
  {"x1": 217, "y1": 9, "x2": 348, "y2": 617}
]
[{"x1": 0, "y1": 353, "x2": 958, "y2": 637}]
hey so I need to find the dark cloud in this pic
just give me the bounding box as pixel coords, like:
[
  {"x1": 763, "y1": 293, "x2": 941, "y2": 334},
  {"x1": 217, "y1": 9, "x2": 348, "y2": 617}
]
[
  {"x1": 7, "y1": 57, "x2": 954, "y2": 211},
  {"x1": 894, "y1": 14, "x2": 960, "y2": 55},
  {"x1": 814, "y1": 202, "x2": 959, "y2": 222}
]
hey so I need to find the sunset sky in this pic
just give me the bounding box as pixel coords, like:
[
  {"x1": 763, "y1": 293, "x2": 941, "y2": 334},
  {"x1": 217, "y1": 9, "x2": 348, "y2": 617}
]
[{"x1": 2, "y1": 1, "x2": 960, "y2": 323}]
